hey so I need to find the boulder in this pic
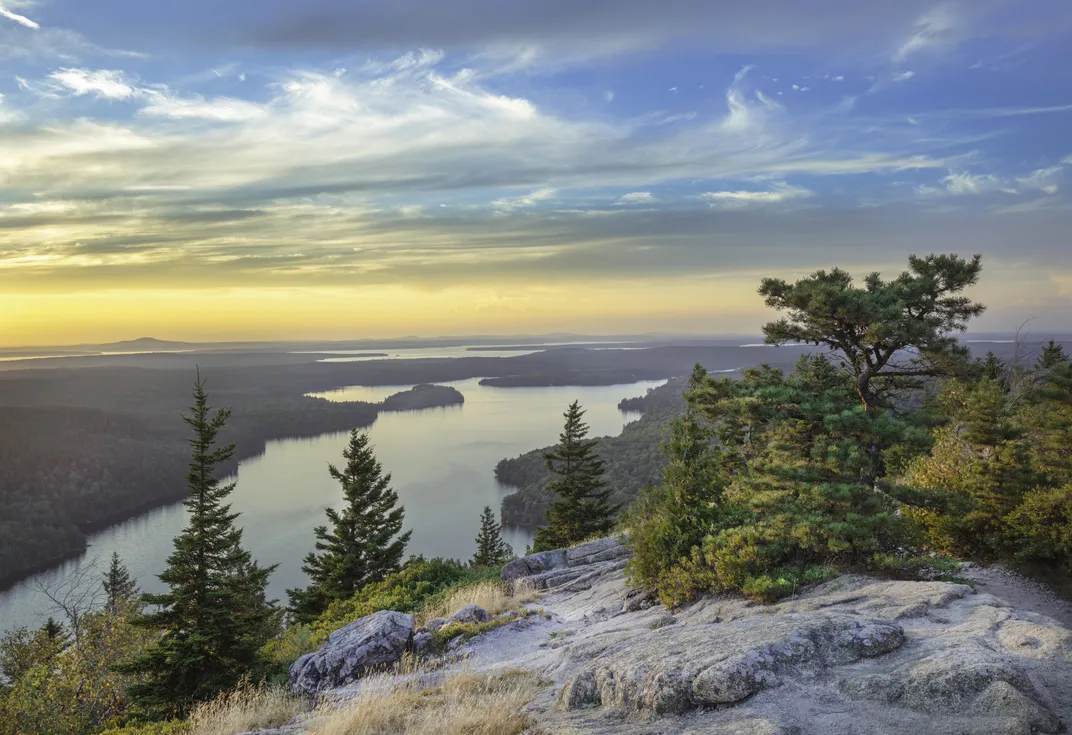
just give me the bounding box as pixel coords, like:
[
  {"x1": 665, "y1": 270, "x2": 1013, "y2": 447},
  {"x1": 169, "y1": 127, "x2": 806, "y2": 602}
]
[
  {"x1": 412, "y1": 630, "x2": 435, "y2": 656},
  {"x1": 424, "y1": 617, "x2": 449, "y2": 632},
  {"x1": 502, "y1": 549, "x2": 568, "y2": 583},
  {"x1": 622, "y1": 587, "x2": 658, "y2": 613},
  {"x1": 447, "y1": 604, "x2": 492, "y2": 626},
  {"x1": 290, "y1": 610, "x2": 413, "y2": 696}
]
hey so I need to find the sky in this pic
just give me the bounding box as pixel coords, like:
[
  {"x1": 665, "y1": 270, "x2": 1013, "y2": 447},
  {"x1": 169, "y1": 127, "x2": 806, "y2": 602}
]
[{"x1": 0, "y1": 0, "x2": 1070, "y2": 346}]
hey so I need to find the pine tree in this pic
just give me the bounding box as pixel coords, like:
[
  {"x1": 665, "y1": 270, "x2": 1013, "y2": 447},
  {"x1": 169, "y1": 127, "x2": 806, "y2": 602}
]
[
  {"x1": 102, "y1": 552, "x2": 138, "y2": 613},
  {"x1": 41, "y1": 617, "x2": 67, "y2": 646},
  {"x1": 287, "y1": 431, "x2": 412, "y2": 624},
  {"x1": 759, "y1": 253, "x2": 984, "y2": 413},
  {"x1": 532, "y1": 401, "x2": 616, "y2": 552},
  {"x1": 471, "y1": 506, "x2": 514, "y2": 568},
  {"x1": 119, "y1": 376, "x2": 278, "y2": 718},
  {"x1": 1037, "y1": 340, "x2": 1068, "y2": 370}
]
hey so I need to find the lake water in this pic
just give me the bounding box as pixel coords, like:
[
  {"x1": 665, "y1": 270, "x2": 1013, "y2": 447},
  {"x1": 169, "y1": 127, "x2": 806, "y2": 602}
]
[{"x1": 0, "y1": 377, "x2": 664, "y2": 635}]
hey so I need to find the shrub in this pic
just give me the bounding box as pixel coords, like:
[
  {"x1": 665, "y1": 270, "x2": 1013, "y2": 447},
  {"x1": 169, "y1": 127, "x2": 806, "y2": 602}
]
[
  {"x1": 307, "y1": 557, "x2": 485, "y2": 644},
  {"x1": 1006, "y1": 484, "x2": 1072, "y2": 567},
  {"x1": 631, "y1": 356, "x2": 944, "y2": 606}
]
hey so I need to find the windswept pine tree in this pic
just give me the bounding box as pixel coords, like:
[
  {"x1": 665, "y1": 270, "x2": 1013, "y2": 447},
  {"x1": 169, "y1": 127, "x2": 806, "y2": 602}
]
[
  {"x1": 759, "y1": 253, "x2": 985, "y2": 413},
  {"x1": 102, "y1": 552, "x2": 138, "y2": 613},
  {"x1": 532, "y1": 401, "x2": 616, "y2": 552},
  {"x1": 119, "y1": 376, "x2": 278, "y2": 718},
  {"x1": 287, "y1": 430, "x2": 412, "y2": 624},
  {"x1": 471, "y1": 506, "x2": 514, "y2": 568}
]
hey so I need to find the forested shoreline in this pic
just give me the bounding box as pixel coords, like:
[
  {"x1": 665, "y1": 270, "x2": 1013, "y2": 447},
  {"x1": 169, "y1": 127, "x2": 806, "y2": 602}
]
[{"x1": 0, "y1": 346, "x2": 781, "y2": 589}]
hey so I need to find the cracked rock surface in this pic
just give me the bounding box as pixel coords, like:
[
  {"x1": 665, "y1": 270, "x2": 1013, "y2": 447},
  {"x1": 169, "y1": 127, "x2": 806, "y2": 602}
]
[{"x1": 278, "y1": 537, "x2": 1072, "y2": 734}]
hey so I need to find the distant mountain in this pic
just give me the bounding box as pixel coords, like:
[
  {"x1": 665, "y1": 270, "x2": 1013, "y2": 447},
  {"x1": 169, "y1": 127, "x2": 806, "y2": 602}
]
[{"x1": 98, "y1": 337, "x2": 193, "y2": 351}]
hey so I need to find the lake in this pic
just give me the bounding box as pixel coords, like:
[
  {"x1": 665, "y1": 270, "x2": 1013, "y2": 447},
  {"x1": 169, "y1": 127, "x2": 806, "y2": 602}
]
[{"x1": 0, "y1": 377, "x2": 664, "y2": 635}]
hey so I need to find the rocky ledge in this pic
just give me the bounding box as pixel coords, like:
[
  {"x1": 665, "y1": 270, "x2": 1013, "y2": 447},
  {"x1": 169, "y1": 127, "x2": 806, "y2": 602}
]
[{"x1": 281, "y1": 536, "x2": 1072, "y2": 735}]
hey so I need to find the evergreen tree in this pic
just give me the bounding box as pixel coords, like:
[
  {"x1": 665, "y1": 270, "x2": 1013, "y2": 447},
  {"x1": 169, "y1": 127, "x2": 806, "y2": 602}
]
[
  {"x1": 979, "y1": 351, "x2": 1007, "y2": 384},
  {"x1": 287, "y1": 431, "x2": 411, "y2": 624},
  {"x1": 649, "y1": 354, "x2": 939, "y2": 604},
  {"x1": 102, "y1": 552, "x2": 138, "y2": 613},
  {"x1": 759, "y1": 253, "x2": 984, "y2": 413},
  {"x1": 41, "y1": 618, "x2": 67, "y2": 645},
  {"x1": 532, "y1": 402, "x2": 616, "y2": 552},
  {"x1": 626, "y1": 365, "x2": 727, "y2": 596},
  {"x1": 905, "y1": 377, "x2": 1041, "y2": 557},
  {"x1": 1037, "y1": 340, "x2": 1068, "y2": 370},
  {"x1": 119, "y1": 377, "x2": 278, "y2": 718},
  {"x1": 471, "y1": 506, "x2": 514, "y2": 568}
]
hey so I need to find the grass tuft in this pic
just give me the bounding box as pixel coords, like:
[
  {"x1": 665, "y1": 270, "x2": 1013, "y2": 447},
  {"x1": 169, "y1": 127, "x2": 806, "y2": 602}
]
[
  {"x1": 186, "y1": 682, "x2": 309, "y2": 735},
  {"x1": 309, "y1": 669, "x2": 541, "y2": 735},
  {"x1": 416, "y1": 580, "x2": 539, "y2": 627}
]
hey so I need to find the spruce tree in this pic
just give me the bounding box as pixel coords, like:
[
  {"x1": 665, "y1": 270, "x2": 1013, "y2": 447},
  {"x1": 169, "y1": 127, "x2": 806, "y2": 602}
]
[
  {"x1": 102, "y1": 552, "x2": 138, "y2": 613},
  {"x1": 532, "y1": 401, "x2": 616, "y2": 552},
  {"x1": 120, "y1": 377, "x2": 278, "y2": 718},
  {"x1": 1037, "y1": 340, "x2": 1068, "y2": 370},
  {"x1": 471, "y1": 506, "x2": 514, "y2": 568},
  {"x1": 287, "y1": 430, "x2": 411, "y2": 624},
  {"x1": 41, "y1": 617, "x2": 67, "y2": 646}
]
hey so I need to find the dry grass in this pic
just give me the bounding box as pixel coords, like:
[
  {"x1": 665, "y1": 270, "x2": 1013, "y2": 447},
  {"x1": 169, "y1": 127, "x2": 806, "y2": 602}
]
[
  {"x1": 310, "y1": 669, "x2": 541, "y2": 735},
  {"x1": 416, "y1": 580, "x2": 539, "y2": 627},
  {"x1": 187, "y1": 682, "x2": 310, "y2": 735}
]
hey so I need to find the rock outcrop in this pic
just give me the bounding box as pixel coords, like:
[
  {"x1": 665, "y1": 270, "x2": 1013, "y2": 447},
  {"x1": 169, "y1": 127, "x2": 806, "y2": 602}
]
[
  {"x1": 290, "y1": 610, "x2": 413, "y2": 696},
  {"x1": 280, "y1": 537, "x2": 1072, "y2": 735},
  {"x1": 559, "y1": 613, "x2": 906, "y2": 714},
  {"x1": 501, "y1": 534, "x2": 630, "y2": 592}
]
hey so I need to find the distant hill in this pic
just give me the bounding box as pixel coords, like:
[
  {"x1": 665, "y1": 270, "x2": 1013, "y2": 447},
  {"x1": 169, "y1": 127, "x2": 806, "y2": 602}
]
[{"x1": 97, "y1": 338, "x2": 194, "y2": 353}]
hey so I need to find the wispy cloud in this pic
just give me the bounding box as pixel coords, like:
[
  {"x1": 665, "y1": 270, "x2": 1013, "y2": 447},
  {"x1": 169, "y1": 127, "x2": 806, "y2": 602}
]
[
  {"x1": 701, "y1": 182, "x2": 813, "y2": 207},
  {"x1": 492, "y1": 187, "x2": 556, "y2": 212},
  {"x1": 894, "y1": 4, "x2": 957, "y2": 61},
  {"x1": 139, "y1": 90, "x2": 267, "y2": 122},
  {"x1": 617, "y1": 192, "x2": 655, "y2": 205},
  {"x1": 0, "y1": 3, "x2": 38, "y2": 29},
  {"x1": 47, "y1": 68, "x2": 136, "y2": 99}
]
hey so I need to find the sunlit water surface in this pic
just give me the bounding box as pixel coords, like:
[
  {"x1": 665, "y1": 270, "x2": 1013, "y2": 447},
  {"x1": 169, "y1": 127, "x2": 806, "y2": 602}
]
[{"x1": 0, "y1": 378, "x2": 664, "y2": 634}]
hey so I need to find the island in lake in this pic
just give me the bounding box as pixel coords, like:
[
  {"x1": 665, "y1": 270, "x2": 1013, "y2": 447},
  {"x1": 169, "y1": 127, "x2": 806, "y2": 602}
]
[{"x1": 381, "y1": 384, "x2": 465, "y2": 411}]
